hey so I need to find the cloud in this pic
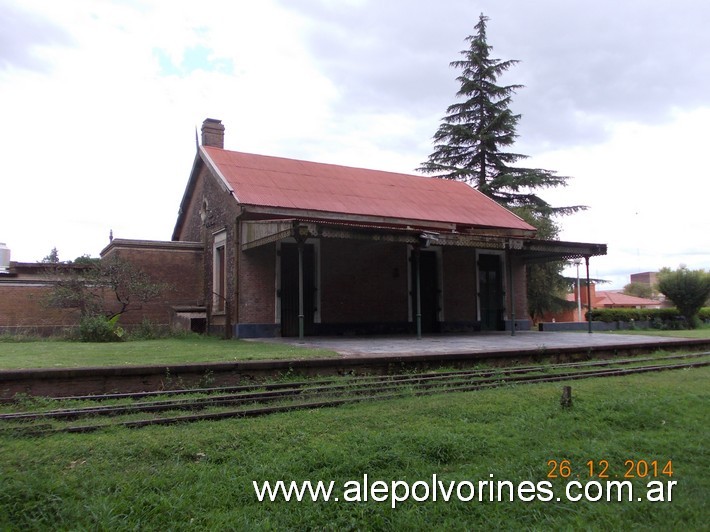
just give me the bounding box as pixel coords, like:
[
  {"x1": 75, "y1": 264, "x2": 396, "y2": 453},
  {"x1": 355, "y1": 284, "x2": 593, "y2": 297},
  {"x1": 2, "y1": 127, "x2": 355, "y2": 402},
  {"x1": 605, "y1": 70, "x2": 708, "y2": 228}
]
[
  {"x1": 0, "y1": 2, "x2": 73, "y2": 72},
  {"x1": 497, "y1": 0, "x2": 710, "y2": 150},
  {"x1": 278, "y1": 0, "x2": 710, "y2": 152},
  {"x1": 537, "y1": 107, "x2": 710, "y2": 287},
  {"x1": 279, "y1": 0, "x2": 468, "y2": 115},
  {"x1": 0, "y1": 0, "x2": 707, "y2": 288}
]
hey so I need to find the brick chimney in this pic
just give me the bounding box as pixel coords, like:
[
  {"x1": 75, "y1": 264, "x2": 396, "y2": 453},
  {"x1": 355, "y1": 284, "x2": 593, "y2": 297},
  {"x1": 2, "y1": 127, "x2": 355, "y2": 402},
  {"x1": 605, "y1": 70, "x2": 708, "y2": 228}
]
[
  {"x1": 579, "y1": 281, "x2": 597, "y2": 307},
  {"x1": 201, "y1": 118, "x2": 225, "y2": 148}
]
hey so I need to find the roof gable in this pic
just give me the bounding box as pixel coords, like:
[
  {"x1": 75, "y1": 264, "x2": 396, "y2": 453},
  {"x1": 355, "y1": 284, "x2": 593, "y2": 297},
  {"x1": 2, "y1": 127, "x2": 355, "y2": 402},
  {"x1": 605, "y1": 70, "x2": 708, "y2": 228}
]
[{"x1": 201, "y1": 147, "x2": 535, "y2": 233}]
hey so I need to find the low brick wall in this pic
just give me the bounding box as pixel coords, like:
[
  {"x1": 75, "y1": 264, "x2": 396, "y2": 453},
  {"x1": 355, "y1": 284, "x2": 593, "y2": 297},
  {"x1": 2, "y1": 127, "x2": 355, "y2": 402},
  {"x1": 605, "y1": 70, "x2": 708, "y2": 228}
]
[{"x1": 538, "y1": 320, "x2": 651, "y2": 332}]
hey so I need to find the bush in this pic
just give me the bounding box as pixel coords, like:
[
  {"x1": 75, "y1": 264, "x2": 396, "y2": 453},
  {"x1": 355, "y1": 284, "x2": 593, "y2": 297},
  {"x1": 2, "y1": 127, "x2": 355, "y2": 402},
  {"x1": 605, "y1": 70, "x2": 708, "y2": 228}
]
[
  {"x1": 588, "y1": 308, "x2": 655, "y2": 323},
  {"x1": 78, "y1": 315, "x2": 124, "y2": 342},
  {"x1": 129, "y1": 318, "x2": 159, "y2": 340},
  {"x1": 657, "y1": 267, "x2": 710, "y2": 328},
  {"x1": 588, "y1": 308, "x2": 710, "y2": 329}
]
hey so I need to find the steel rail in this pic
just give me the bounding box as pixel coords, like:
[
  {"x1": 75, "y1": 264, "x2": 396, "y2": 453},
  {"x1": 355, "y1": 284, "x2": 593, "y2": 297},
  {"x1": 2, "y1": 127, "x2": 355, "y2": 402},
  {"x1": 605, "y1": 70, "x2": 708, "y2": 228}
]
[
  {"x1": 36, "y1": 350, "x2": 710, "y2": 403},
  {"x1": 3, "y1": 353, "x2": 709, "y2": 422},
  {"x1": 1, "y1": 357, "x2": 707, "y2": 435},
  {"x1": 51, "y1": 360, "x2": 710, "y2": 434}
]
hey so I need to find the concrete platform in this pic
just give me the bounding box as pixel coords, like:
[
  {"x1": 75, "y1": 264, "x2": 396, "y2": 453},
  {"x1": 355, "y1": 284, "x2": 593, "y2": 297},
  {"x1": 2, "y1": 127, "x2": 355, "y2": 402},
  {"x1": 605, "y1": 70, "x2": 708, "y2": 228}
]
[
  {"x1": 250, "y1": 331, "x2": 704, "y2": 358},
  {"x1": 2, "y1": 332, "x2": 707, "y2": 400}
]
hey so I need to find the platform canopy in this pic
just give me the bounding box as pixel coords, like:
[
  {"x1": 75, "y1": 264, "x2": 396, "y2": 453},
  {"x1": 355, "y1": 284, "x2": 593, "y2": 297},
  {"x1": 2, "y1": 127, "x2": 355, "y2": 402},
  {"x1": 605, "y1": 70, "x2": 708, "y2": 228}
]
[{"x1": 241, "y1": 219, "x2": 607, "y2": 263}]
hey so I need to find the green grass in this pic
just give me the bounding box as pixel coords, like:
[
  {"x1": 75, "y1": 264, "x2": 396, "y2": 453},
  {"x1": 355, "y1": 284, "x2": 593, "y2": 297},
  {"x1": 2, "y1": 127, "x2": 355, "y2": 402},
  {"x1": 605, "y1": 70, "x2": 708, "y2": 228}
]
[
  {"x1": 0, "y1": 367, "x2": 707, "y2": 530},
  {"x1": 0, "y1": 336, "x2": 336, "y2": 369},
  {"x1": 1, "y1": 324, "x2": 707, "y2": 370},
  {"x1": 608, "y1": 325, "x2": 710, "y2": 339}
]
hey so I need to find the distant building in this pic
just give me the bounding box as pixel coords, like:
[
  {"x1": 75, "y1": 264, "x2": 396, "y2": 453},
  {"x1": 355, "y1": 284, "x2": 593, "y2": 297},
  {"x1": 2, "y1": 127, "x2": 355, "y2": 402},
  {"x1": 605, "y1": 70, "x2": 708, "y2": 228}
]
[
  {"x1": 630, "y1": 271, "x2": 658, "y2": 287},
  {"x1": 544, "y1": 278, "x2": 662, "y2": 324}
]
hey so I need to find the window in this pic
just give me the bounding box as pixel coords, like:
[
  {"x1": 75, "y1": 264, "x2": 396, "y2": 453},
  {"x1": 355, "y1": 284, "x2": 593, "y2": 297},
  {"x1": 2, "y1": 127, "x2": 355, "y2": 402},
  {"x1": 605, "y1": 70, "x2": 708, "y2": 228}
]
[{"x1": 213, "y1": 230, "x2": 227, "y2": 313}]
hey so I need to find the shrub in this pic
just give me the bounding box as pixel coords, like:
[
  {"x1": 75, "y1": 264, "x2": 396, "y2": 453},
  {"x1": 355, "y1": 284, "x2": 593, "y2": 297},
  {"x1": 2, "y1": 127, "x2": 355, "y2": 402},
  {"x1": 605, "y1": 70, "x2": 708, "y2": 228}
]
[
  {"x1": 588, "y1": 308, "x2": 710, "y2": 329},
  {"x1": 78, "y1": 315, "x2": 124, "y2": 342},
  {"x1": 657, "y1": 266, "x2": 710, "y2": 328},
  {"x1": 588, "y1": 308, "x2": 651, "y2": 323},
  {"x1": 129, "y1": 318, "x2": 159, "y2": 340}
]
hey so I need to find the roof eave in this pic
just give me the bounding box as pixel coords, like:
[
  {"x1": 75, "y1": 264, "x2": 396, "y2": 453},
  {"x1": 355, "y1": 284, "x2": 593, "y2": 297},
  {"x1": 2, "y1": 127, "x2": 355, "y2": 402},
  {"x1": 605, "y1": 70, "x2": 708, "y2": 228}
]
[
  {"x1": 240, "y1": 204, "x2": 536, "y2": 236},
  {"x1": 171, "y1": 151, "x2": 205, "y2": 241},
  {"x1": 198, "y1": 146, "x2": 237, "y2": 198}
]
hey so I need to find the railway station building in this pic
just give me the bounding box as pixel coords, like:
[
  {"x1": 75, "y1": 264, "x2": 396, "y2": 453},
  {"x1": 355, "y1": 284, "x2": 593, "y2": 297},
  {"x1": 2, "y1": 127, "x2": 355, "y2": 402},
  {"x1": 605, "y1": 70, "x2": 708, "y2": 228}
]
[{"x1": 0, "y1": 118, "x2": 606, "y2": 338}]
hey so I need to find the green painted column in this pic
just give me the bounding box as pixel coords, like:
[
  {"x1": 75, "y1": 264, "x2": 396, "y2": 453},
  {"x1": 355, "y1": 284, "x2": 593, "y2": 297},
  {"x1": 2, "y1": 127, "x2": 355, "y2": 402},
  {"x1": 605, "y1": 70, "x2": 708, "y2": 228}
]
[
  {"x1": 298, "y1": 240, "x2": 304, "y2": 341},
  {"x1": 585, "y1": 255, "x2": 592, "y2": 334},
  {"x1": 508, "y1": 251, "x2": 516, "y2": 336},
  {"x1": 414, "y1": 247, "x2": 422, "y2": 340}
]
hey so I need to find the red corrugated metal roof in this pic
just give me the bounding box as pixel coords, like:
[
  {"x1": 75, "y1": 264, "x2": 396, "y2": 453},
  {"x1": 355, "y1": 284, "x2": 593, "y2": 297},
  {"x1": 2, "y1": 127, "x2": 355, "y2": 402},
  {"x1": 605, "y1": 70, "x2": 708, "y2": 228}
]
[{"x1": 202, "y1": 147, "x2": 535, "y2": 232}]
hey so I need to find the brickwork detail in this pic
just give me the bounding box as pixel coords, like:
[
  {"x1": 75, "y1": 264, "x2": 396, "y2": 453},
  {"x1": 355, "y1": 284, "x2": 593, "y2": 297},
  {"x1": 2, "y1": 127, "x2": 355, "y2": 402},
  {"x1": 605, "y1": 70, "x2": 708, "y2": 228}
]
[
  {"x1": 441, "y1": 247, "x2": 477, "y2": 321},
  {"x1": 101, "y1": 242, "x2": 204, "y2": 326},
  {"x1": 320, "y1": 239, "x2": 409, "y2": 323},
  {"x1": 239, "y1": 243, "x2": 276, "y2": 324},
  {"x1": 0, "y1": 285, "x2": 77, "y2": 333},
  {"x1": 175, "y1": 164, "x2": 241, "y2": 328}
]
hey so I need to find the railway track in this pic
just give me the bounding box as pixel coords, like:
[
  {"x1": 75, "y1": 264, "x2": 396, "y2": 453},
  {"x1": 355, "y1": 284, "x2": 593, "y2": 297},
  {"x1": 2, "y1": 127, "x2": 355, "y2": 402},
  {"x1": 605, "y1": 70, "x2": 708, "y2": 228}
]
[{"x1": 2, "y1": 351, "x2": 708, "y2": 435}]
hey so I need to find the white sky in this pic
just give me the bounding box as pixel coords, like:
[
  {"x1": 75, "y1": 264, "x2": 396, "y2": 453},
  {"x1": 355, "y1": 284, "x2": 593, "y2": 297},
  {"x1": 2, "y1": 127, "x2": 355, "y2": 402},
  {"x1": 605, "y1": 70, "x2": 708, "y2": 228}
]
[{"x1": 1, "y1": 0, "x2": 708, "y2": 289}]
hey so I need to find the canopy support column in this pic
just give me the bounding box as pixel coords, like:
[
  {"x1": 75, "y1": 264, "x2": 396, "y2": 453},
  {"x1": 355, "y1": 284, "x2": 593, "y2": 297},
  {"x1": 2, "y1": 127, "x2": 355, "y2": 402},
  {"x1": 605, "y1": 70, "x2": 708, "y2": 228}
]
[
  {"x1": 585, "y1": 255, "x2": 592, "y2": 334},
  {"x1": 414, "y1": 247, "x2": 422, "y2": 340},
  {"x1": 508, "y1": 250, "x2": 516, "y2": 336}
]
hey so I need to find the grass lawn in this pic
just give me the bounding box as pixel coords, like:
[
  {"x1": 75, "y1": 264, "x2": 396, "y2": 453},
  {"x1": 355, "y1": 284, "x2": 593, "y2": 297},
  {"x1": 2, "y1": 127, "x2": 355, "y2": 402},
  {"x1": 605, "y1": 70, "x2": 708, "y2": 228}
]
[
  {"x1": 608, "y1": 325, "x2": 710, "y2": 339},
  {"x1": 0, "y1": 336, "x2": 337, "y2": 369},
  {"x1": 1, "y1": 325, "x2": 708, "y2": 369},
  {"x1": 0, "y1": 367, "x2": 707, "y2": 530}
]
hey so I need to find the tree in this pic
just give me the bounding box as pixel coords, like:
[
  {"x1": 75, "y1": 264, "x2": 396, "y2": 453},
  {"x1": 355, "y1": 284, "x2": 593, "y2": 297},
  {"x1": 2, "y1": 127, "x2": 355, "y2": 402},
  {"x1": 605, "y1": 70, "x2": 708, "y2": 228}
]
[
  {"x1": 656, "y1": 266, "x2": 710, "y2": 328},
  {"x1": 419, "y1": 13, "x2": 585, "y2": 320},
  {"x1": 46, "y1": 255, "x2": 166, "y2": 319},
  {"x1": 623, "y1": 282, "x2": 654, "y2": 299},
  {"x1": 42, "y1": 247, "x2": 60, "y2": 264},
  {"x1": 419, "y1": 14, "x2": 584, "y2": 217},
  {"x1": 516, "y1": 208, "x2": 574, "y2": 322},
  {"x1": 73, "y1": 254, "x2": 101, "y2": 266}
]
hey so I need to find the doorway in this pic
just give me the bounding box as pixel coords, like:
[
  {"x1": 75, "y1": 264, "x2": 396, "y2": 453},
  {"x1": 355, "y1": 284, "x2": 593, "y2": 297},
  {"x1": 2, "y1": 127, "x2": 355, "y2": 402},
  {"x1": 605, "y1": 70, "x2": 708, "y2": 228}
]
[
  {"x1": 411, "y1": 249, "x2": 440, "y2": 333},
  {"x1": 280, "y1": 243, "x2": 316, "y2": 337},
  {"x1": 478, "y1": 253, "x2": 504, "y2": 331}
]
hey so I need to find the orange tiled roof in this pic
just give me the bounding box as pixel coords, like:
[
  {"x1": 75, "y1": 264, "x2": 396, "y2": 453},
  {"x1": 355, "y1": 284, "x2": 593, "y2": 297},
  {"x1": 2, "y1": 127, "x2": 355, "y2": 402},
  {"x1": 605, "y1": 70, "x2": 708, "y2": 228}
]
[
  {"x1": 202, "y1": 147, "x2": 536, "y2": 232},
  {"x1": 567, "y1": 291, "x2": 660, "y2": 307},
  {"x1": 596, "y1": 291, "x2": 659, "y2": 307}
]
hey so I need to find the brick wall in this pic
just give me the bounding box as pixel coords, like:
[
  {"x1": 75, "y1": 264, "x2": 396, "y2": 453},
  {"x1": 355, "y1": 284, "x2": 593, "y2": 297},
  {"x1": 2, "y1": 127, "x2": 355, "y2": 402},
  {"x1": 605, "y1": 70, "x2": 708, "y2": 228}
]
[
  {"x1": 0, "y1": 244, "x2": 204, "y2": 334},
  {"x1": 0, "y1": 283, "x2": 78, "y2": 334},
  {"x1": 510, "y1": 256, "x2": 529, "y2": 320},
  {"x1": 100, "y1": 239, "x2": 204, "y2": 326},
  {"x1": 174, "y1": 164, "x2": 241, "y2": 329},
  {"x1": 320, "y1": 239, "x2": 409, "y2": 324},
  {"x1": 238, "y1": 242, "x2": 276, "y2": 324},
  {"x1": 442, "y1": 247, "x2": 477, "y2": 321}
]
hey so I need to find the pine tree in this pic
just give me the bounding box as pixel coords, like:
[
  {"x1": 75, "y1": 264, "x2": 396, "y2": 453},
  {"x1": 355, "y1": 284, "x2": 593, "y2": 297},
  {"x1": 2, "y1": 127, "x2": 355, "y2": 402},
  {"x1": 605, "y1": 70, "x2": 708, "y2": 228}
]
[
  {"x1": 419, "y1": 14, "x2": 582, "y2": 216},
  {"x1": 421, "y1": 14, "x2": 588, "y2": 321},
  {"x1": 42, "y1": 247, "x2": 60, "y2": 264}
]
